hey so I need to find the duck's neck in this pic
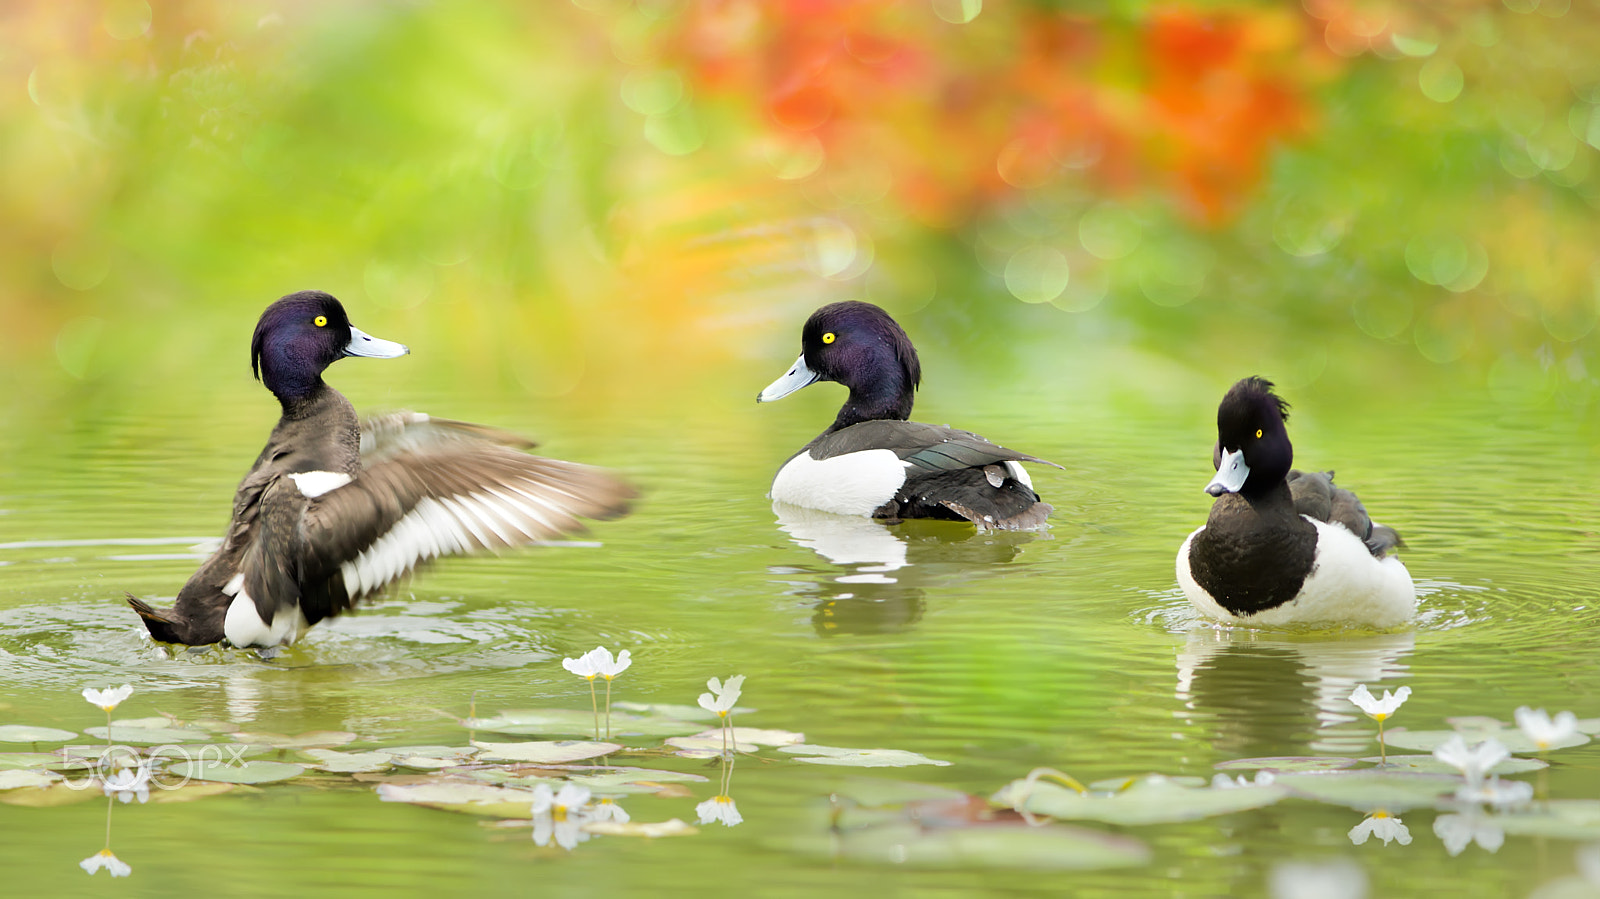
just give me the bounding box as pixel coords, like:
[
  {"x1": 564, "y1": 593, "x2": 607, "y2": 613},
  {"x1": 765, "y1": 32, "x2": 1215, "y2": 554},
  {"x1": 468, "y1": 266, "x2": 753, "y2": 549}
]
[
  {"x1": 827, "y1": 376, "x2": 914, "y2": 433},
  {"x1": 273, "y1": 377, "x2": 332, "y2": 420}
]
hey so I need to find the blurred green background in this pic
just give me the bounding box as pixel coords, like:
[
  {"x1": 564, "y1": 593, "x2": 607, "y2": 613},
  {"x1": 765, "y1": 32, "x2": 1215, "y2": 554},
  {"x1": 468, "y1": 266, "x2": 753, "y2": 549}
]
[{"x1": 5, "y1": 0, "x2": 1600, "y2": 424}]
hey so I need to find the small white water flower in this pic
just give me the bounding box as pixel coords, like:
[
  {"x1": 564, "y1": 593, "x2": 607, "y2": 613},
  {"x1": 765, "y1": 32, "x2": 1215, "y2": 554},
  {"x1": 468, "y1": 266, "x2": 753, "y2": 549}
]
[
  {"x1": 1350, "y1": 683, "x2": 1410, "y2": 763},
  {"x1": 1432, "y1": 735, "x2": 1510, "y2": 785},
  {"x1": 698, "y1": 675, "x2": 744, "y2": 718},
  {"x1": 81, "y1": 685, "x2": 133, "y2": 712},
  {"x1": 562, "y1": 647, "x2": 632, "y2": 740},
  {"x1": 531, "y1": 783, "x2": 593, "y2": 851},
  {"x1": 101, "y1": 764, "x2": 151, "y2": 805},
  {"x1": 79, "y1": 849, "x2": 131, "y2": 877},
  {"x1": 696, "y1": 794, "x2": 743, "y2": 827},
  {"x1": 1349, "y1": 684, "x2": 1410, "y2": 721},
  {"x1": 1434, "y1": 807, "x2": 1504, "y2": 856},
  {"x1": 1348, "y1": 810, "x2": 1412, "y2": 846},
  {"x1": 1514, "y1": 706, "x2": 1580, "y2": 751}
]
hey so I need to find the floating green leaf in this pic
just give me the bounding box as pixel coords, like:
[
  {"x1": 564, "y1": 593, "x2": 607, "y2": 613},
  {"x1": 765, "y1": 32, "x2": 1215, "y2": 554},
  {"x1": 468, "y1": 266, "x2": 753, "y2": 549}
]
[
  {"x1": 692, "y1": 727, "x2": 803, "y2": 747},
  {"x1": 472, "y1": 740, "x2": 621, "y2": 763},
  {"x1": 612, "y1": 701, "x2": 720, "y2": 721},
  {"x1": 791, "y1": 821, "x2": 1151, "y2": 870},
  {"x1": 992, "y1": 775, "x2": 1285, "y2": 825},
  {"x1": 0, "y1": 782, "x2": 101, "y2": 807},
  {"x1": 565, "y1": 768, "x2": 710, "y2": 793},
  {"x1": 666, "y1": 736, "x2": 756, "y2": 756},
  {"x1": 1214, "y1": 757, "x2": 1357, "y2": 773},
  {"x1": 146, "y1": 782, "x2": 238, "y2": 803},
  {"x1": 0, "y1": 725, "x2": 77, "y2": 744},
  {"x1": 301, "y1": 749, "x2": 395, "y2": 774},
  {"x1": 1384, "y1": 726, "x2": 1589, "y2": 754},
  {"x1": 0, "y1": 770, "x2": 61, "y2": 790},
  {"x1": 468, "y1": 709, "x2": 702, "y2": 738},
  {"x1": 0, "y1": 752, "x2": 68, "y2": 770},
  {"x1": 167, "y1": 759, "x2": 304, "y2": 784},
  {"x1": 376, "y1": 780, "x2": 538, "y2": 817},
  {"x1": 1272, "y1": 770, "x2": 1459, "y2": 812},
  {"x1": 581, "y1": 818, "x2": 698, "y2": 838},
  {"x1": 781, "y1": 744, "x2": 953, "y2": 768},
  {"x1": 1363, "y1": 754, "x2": 1547, "y2": 776},
  {"x1": 85, "y1": 720, "x2": 215, "y2": 745}
]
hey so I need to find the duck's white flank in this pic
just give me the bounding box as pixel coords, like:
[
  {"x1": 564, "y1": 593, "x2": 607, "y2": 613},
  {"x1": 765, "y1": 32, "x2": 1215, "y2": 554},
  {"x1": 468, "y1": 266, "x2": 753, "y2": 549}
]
[
  {"x1": 1177, "y1": 518, "x2": 1416, "y2": 629},
  {"x1": 769, "y1": 449, "x2": 906, "y2": 517},
  {"x1": 222, "y1": 573, "x2": 308, "y2": 647},
  {"x1": 289, "y1": 471, "x2": 353, "y2": 498}
]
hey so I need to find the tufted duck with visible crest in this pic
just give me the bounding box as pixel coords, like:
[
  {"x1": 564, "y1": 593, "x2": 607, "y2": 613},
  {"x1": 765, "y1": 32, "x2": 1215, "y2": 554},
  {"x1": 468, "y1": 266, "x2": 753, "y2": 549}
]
[{"x1": 126, "y1": 290, "x2": 634, "y2": 648}]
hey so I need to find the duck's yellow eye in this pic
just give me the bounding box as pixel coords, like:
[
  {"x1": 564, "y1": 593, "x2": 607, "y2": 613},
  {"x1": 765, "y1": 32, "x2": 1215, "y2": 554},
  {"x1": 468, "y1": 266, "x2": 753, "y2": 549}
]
[
  {"x1": 314, "y1": 315, "x2": 328, "y2": 327},
  {"x1": 822, "y1": 332, "x2": 836, "y2": 344},
  {"x1": 1255, "y1": 429, "x2": 1263, "y2": 438}
]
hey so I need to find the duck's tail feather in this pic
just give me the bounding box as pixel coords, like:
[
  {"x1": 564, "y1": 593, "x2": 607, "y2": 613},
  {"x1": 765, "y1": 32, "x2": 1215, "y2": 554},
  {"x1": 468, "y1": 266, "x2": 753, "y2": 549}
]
[{"x1": 126, "y1": 593, "x2": 185, "y2": 644}]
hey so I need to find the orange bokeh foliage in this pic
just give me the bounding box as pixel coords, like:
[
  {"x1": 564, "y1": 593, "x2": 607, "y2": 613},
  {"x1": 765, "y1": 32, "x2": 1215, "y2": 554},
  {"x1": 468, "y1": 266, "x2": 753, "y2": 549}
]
[{"x1": 660, "y1": 2, "x2": 1336, "y2": 226}]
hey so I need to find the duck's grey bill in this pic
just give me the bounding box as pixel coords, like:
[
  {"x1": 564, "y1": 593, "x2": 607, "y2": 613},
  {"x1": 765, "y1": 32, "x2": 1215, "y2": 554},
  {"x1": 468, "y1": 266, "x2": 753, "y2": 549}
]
[
  {"x1": 1205, "y1": 448, "x2": 1249, "y2": 496},
  {"x1": 757, "y1": 354, "x2": 819, "y2": 403},
  {"x1": 344, "y1": 325, "x2": 409, "y2": 359}
]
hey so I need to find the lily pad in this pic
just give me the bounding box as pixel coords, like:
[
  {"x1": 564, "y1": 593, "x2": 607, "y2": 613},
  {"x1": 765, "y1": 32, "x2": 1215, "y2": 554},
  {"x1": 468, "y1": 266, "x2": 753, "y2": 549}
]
[
  {"x1": 0, "y1": 770, "x2": 61, "y2": 790},
  {"x1": 0, "y1": 725, "x2": 77, "y2": 744},
  {"x1": 0, "y1": 782, "x2": 102, "y2": 807},
  {"x1": 612, "y1": 701, "x2": 720, "y2": 720},
  {"x1": 581, "y1": 818, "x2": 698, "y2": 838},
  {"x1": 468, "y1": 709, "x2": 702, "y2": 738},
  {"x1": 85, "y1": 720, "x2": 215, "y2": 745},
  {"x1": 0, "y1": 752, "x2": 68, "y2": 770},
  {"x1": 701, "y1": 727, "x2": 803, "y2": 747},
  {"x1": 992, "y1": 775, "x2": 1286, "y2": 825},
  {"x1": 1362, "y1": 754, "x2": 1547, "y2": 776},
  {"x1": 377, "y1": 745, "x2": 479, "y2": 762},
  {"x1": 565, "y1": 768, "x2": 710, "y2": 794},
  {"x1": 1385, "y1": 725, "x2": 1589, "y2": 754},
  {"x1": 377, "y1": 781, "x2": 538, "y2": 817},
  {"x1": 780, "y1": 744, "x2": 953, "y2": 768},
  {"x1": 1271, "y1": 770, "x2": 1460, "y2": 812},
  {"x1": 792, "y1": 820, "x2": 1151, "y2": 870},
  {"x1": 472, "y1": 740, "x2": 621, "y2": 763},
  {"x1": 1214, "y1": 757, "x2": 1358, "y2": 773},
  {"x1": 167, "y1": 759, "x2": 304, "y2": 784},
  {"x1": 301, "y1": 750, "x2": 395, "y2": 774},
  {"x1": 146, "y1": 782, "x2": 238, "y2": 803},
  {"x1": 665, "y1": 736, "x2": 757, "y2": 756}
]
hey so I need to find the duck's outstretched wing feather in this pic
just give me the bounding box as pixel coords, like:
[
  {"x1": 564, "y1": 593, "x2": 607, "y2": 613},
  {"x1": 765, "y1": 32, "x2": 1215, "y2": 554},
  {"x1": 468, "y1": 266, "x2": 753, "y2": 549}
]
[
  {"x1": 239, "y1": 444, "x2": 635, "y2": 627},
  {"x1": 360, "y1": 410, "x2": 538, "y2": 463}
]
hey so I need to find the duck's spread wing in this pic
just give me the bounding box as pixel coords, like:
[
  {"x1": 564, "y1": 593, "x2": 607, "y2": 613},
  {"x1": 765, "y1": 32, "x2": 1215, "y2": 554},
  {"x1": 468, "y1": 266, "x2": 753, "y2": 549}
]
[
  {"x1": 239, "y1": 445, "x2": 635, "y2": 627},
  {"x1": 808, "y1": 420, "x2": 1058, "y2": 471},
  {"x1": 360, "y1": 410, "x2": 538, "y2": 463}
]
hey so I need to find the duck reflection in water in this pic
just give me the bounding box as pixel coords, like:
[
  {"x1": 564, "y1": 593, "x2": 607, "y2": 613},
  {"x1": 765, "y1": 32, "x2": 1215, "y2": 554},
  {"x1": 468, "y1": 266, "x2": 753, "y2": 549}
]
[
  {"x1": 771, "y1": 502, "x2": 1039, "y2": 637},
  {"x1": 1175, "y1": 628, "x2": 1415, "y2": 758}
]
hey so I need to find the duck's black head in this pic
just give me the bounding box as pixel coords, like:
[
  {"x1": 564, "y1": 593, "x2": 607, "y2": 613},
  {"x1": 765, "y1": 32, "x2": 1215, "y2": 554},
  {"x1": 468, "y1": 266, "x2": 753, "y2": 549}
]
[
  {"x1": 250, "y1": 291, "x2": 408, "y2": 408},
  {"x1": 757, "y1": 301, "x2": 921, "y2": 431},
  {"x1": 1207, "y1": 376, "x2": 1293, "y2": 498}
]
